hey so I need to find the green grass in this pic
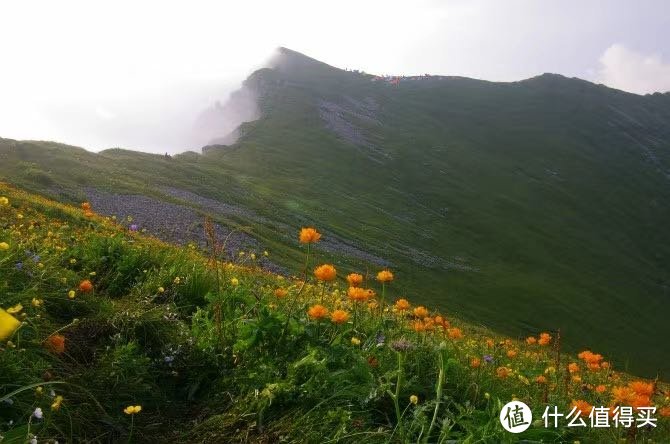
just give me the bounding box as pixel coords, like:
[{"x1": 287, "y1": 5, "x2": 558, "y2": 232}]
[
  {"x1": 2, "y1": 183, "x2": 670, "y2": 443},
  {"x1": 1, "y1": 48, "x2": 669, "y2": 378}
]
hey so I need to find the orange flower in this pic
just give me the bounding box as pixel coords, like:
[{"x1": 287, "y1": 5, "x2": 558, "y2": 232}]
[
  {"x1": 659, "y1": 407, "x2": 670, "y2": 417},
  {"x1": 346, "y1": 273, "x2": 363, "y2": 287},
  {"x1": 525, "y1": 336, "x2": 537, "y2": 345},
  {"x1": 485, "y1": 338, "x2": 495, "y2": 348},
  {"x1": 434, "y1": 315, "x2": 449, "y2": 328},
  {"x1": 394, "y1": 298, "x2": 410, "y2": 311},
  {"x1": 81, "y1": 202, "x2": 91, "y2": 211},
  {"x1": 331, "y1": 309, "x2": 350, "y2": 324},
  {"x1": 274, "y1": 288, "x2": 288, "y2": 298},
  {"x1": 347, "y1": 286, "x2": 368, "y2": 302},
  {"x1": 535, "y1": 375, "x2": 548, "y2": 384},
  {"x1": 595, "y1": 385, "x2": 607, "y2": 393},
  {"x1": 630, "y1": 395, "x2": 651, "y2": 409},
  {"x1": 314, "y1": 264, "x2": 337, "y2": 281},
  {"x1": 628, "y1": 381, "x2": 654, "y2": 397},
  {"x1": 571, "y1": 400, "x2": 593, "y2": 417},
  {"x1": 46, "y1": 334, "x2": 66, "y2": 354},
  {"x1": 568, "y1": 362, "x2": 580, "y2": 374},
  {"x1": 538, "y1": 332, "x2": 552, "y2": 346},
  {"x1": 299, "y1": 227, "x2": 321, "y2": 244},
  {"x1": 470, "y1": 357, "x2": 481, "y2": 368},
  {"x1": 578, "y1": 350, "x2": 604, "y2": 370},
  {"x1": 412, "y1": 320, "x2": 426, "y2": 332},
  {"x1": 307, "y1": 304, "x2": 329, "y2": 320},
  {"x1": 611, "y1": 386, "x2": 637, "y2": 406},
  {"x1": 84, "y1": 210, "x2": 94, "y2": 218},
  {"x1": 376, "y1": 270, "x2": 394, "y2": 283},
  {"x1": 587, "y1": 362, "x2": 601, "y2": 371},
  {"x1": 422, "y1": 317, "x2": 435, "y2": 330},
  {"x1": 506, "y1": 349, "x2": 518, "y2": 358},
  {"x1": 447, "y1": 327, "x2": 463, "y2": 340},
  {"x1": 78, "y1": 279, "x2": 94, "y2": 293},
  {"x1": 413, "y1": 306, "x2": 428, "y2": 318},
  {"x1": 496, "y1": 366, "x2": 512, "y2": 379}
]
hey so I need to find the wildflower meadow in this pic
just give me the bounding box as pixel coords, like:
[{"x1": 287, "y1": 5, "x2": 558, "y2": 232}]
[{"x1": 1, "y1": 182, "x2": 669, "y2": 443}]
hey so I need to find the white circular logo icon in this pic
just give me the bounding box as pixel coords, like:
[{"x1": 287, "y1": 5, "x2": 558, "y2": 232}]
[{"x1": 499, "y1": 401, "x2": 532, "y2": 433}]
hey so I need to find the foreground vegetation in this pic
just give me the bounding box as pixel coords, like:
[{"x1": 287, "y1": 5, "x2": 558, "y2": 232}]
[{"x1": 1, "y1": 182, "x2": 669, "y2": 443}]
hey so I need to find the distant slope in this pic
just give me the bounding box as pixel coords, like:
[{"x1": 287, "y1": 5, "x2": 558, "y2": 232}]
[{"x1": 1, "y1": 47, "x2": 670, "y2": 376}]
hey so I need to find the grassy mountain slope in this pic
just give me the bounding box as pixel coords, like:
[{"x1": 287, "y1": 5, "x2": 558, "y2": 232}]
[
  {"x1": 1, "y1": 183, "x2": 669, "y2": 443},
  {"x1": 1, "y1": 48, "x2": 670, "y2": 376}
]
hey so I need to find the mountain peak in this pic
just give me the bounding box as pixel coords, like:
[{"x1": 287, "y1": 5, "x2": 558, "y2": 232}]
[{"x1": 268, "y1": 47, "x2": 343, "y2": 77}]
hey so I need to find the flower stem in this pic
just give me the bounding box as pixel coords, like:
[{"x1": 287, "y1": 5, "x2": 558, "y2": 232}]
[
  {"x1": 127, "y1": 414, "x2": 135, "y2": 444},
  {"x1": 426, "y1": 350, "x2": 446, "y2": 441}
]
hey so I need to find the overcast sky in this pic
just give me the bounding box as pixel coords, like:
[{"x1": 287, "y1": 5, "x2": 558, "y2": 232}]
[{"x1": 1, "y1": 0, "x2": 669, "y2": 154}]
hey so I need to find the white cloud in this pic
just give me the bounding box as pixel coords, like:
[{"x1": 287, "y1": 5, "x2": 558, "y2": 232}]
[{"x1": 596, "y1": 44, "x2": 670, "y2": 94}]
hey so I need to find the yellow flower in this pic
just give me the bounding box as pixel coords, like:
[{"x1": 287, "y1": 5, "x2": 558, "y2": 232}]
[
  {"x1": 409, "y1": 395, "x2": 419, "y2": 405},
  {"x1": 263, "y1": 250, "x2": 269, "y2": 256},
  {"x1": 6, "y1": 304, "x2": 23, "y2": 314},
  {"x1": 157, "y1": 287, "x2": 165, "y2": 294},
  {"x1": 123, "y1": 405, "x2": 142, "y2": 415},
  {"x1": 0, "y1": 196, "x2": 8, "y2": 205},
  {"x1": 250, "y1": 253, "x2": 256, "y2": 260},
  {"x1": 230, "y1": 277, "x2": 239, "y2": 286},
  {"x1": 376, "y1": 269, "x2": 394, "y2": 283},
  {"x1": 31, "y1": 298, "x2": 43, "y2": 307},
  {"x1": 0, "y1": 242, "x2": 9, "y2": 251},
  {"x1": 36, "y1": 386, "x2": 44, "y2": 395},
  {"x1": 69, "y1": 258, "x2": 77, "y2": 264},
  {"x1": 173, "y1": 277, "x2": 181, "y2": 285},
  {"x1": 0, "y1": 308, "x2": 21, "y2": 340},
  {"x1": 351, "y1": 337, "x2": 361, "y2": 346},
  {"x1": 51, "y1": 395, "x2": 64, "y2": 411},
  {"x1": 68, "y1": 290, "x2": 76, "y2": 299}
]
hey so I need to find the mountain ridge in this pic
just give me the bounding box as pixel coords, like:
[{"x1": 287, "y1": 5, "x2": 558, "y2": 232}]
[{"x1": 1, "y1": 48, "x2": 669, "y2": 376}]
